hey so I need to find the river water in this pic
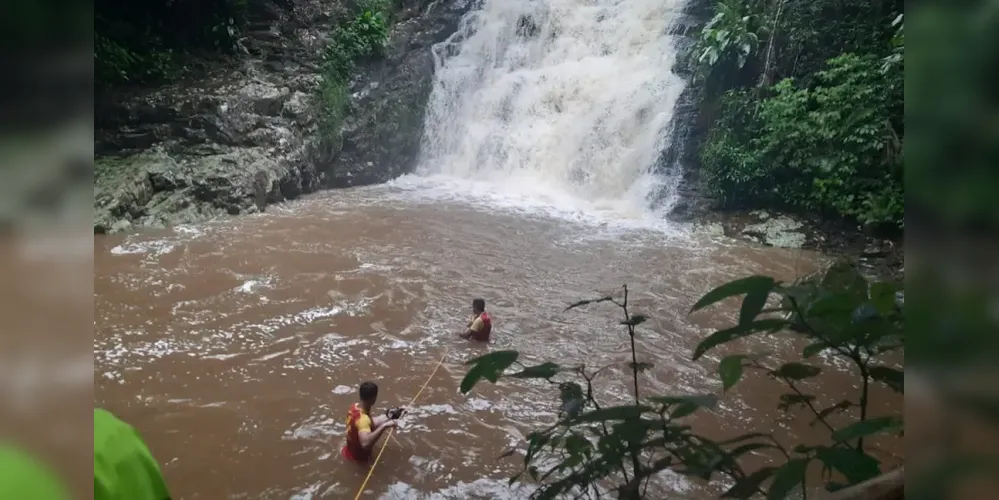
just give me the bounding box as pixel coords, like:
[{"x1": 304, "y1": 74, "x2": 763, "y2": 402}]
[
  {"x1": 94, "y1": 0, "x2": 901, "y2": 497},
  {"x1": 94, "y1": 185, "x2": 843, "y2": 498}
]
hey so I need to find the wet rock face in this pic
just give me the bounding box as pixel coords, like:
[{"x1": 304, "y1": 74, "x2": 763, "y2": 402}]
[
  {"x1": 658, "y1": 0, "x2": 712, "y2": 221},
  {"x1": 317, "y1": 0, "x2": 472, "y2": 188},
  {"x1": 740, "y1": 210, "x2": 808, "y2": 249},
  {"x1": 94, "y1": 0, "x2": 471, "y2": 233}
]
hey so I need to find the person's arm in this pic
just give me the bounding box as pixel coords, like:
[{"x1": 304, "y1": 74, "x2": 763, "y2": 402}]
[
  {"x1": 460, "y1": 316, "x2": 484, "y2": 339},
  {"x1": 458, "y1": 315, "x2": 475, "y2": 338},
  {"x1": 358, "y1": 417, "x2": 396, "y2": 449}
]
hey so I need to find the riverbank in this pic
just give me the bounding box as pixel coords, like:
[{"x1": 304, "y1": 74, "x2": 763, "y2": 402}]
[
  {"x1": 695, "y1": 208, "x2": 904, "y2": 282},
  {"x1": 94, "y1": 0, "x2": 469, "y2": 234}
]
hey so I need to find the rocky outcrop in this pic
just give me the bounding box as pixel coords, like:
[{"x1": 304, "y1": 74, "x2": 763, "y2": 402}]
[
  {"x1": 658, "y1": 0, "x2": 714, "y2": 220},
  {"x1": 94, "y1": 0, "x2": 471, "y2": 233},
  {"x1": 318, "y1": 0, "x2": 471, "y2": 187}
]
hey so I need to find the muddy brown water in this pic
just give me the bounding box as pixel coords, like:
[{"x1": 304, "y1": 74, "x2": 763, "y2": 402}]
[{"x1": 94, "y1": 186, "x2": 901, "y2": 499}]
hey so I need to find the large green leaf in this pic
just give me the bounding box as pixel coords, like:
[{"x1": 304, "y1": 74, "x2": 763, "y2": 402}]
[
  {"x1": 767, "y1": 458, "x2": 809, "y2": 500},
  {"x1": 740, "y1": 284, "x2": 772, "y2": 325},
  {"x1": 815, "y1": 446, "x2": 881, "y2": 485},
  {"x1": 869, "y1": 365, "x2": 904, "y2": 393},
  {"x1": 771, "y1": 362, "x2": 821, "y2": 380},
  {"x1": 806, "y1": 291, "x2": 865, "y2": 339},
  {"x1": 693, "y1": 319, "x2": 788, "y2": 360},
  {"x1": 690, "y1": 276, "x2": 777, "y2": 314},
  {"x1": 722, "y1": 467, "x2": 776, "y2": 499},
  {"x1": 508, "y1": 362, "x2": 561, "y2": 380},
  {"x1": 719, "y1": 355, "x2": 746, "y2": 391},
  {"x1": 869, "y1": 282, "x2": 899, "y2": 315},
  {"x1": 832, "y1": 416, "x2": 903, "y2": 443},
  {"x1": 459, "y1": 350, "x2": 519, "y2": 394}
]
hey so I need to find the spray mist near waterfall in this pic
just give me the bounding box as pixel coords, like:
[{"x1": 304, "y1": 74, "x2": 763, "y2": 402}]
[{"x1": 405, "y1": 0, "x2": 689, "y2": 221}]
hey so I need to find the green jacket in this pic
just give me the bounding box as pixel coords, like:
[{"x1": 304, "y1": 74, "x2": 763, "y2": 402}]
[{"x1": 94, "y1": 408, "x2": 171, "y2": 500}]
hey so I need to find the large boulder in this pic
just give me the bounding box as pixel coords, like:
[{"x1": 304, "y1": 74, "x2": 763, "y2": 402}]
[{"x1": 94, "y1": 146, "x2": 312, "y2": 232}]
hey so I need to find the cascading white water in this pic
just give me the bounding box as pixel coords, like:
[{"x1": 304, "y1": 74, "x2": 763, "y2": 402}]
[{"x1": 413, "y1": 0, "x2": 689, "y2": 220}]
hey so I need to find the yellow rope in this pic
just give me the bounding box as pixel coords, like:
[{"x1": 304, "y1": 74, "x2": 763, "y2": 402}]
[{"x1": 352, "y1": 348, "x2": 450, "y2": 500}]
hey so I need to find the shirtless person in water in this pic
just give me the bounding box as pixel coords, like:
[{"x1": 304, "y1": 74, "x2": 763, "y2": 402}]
[{"x1": 458, "y1": 298, "x2": 492, "y2": 342}]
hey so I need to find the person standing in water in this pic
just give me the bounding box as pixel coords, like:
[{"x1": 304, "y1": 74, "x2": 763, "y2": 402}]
[
  {"x1": 459, "y1": 298, "x2": 492, "y2": 342},
  {"x1": 342, "y1": 382, "x2": 403, "y2": 463}
]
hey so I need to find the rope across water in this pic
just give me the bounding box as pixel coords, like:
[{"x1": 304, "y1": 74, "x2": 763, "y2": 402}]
[{"x1": 352, "y1": 348, "x2": 450, "y2": 500}]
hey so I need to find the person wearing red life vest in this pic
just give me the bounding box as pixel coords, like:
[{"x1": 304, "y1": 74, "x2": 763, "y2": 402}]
[
  {"x1": 342, "y1": 382, "x2": 403, "y2": 463},
  {"x1": 459, "y1": 298, "x2": 492, "y2": 342}
]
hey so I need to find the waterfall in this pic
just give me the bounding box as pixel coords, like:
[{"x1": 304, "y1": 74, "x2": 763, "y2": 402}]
[{"x1": 414, "y1": 0, "x2": 689, "y2": 219}]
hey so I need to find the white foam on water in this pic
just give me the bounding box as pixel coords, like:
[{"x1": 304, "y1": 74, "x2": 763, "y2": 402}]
[
  {"x1": 332, "y1": 385, "x2": 354, "y2": 395},
  {"x1": 235, "y1": 278, "x2": 272, "y2": 294},
  {"x1": 283, "y1": 416, "x2": 343, "y2": 441},
  {"x1": 288, "y1": 481, "x2": 323, "y2": 500},
  {"x1": 384, "y1": 477, "x2": 537, "y2": 499},
  {"x1": 110, "y1": 239, "x2": 178, "y2": 257}
]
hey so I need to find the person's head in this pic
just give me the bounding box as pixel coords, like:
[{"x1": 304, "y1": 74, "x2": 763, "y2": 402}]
[
  {"x1": 472, "y1": 298, "x2": 486, "y2": 314},
  {"x1": 359, "y1": 381, "x2": 378, "y2": 407}
]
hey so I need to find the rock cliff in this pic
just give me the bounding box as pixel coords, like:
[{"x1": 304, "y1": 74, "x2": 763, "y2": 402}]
[{"x1": 94, "y1": 0, "x2": 471, "y2": 233}]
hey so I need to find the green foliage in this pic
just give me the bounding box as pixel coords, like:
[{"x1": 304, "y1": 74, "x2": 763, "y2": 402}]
[
  {"x1": 94, "y1": 1, "x2": 248, "y2": 88},
  {"x1": 881, "y1": 14, "x2": 904, "y2": 73},
  {"x1": 460, "y1": 264, "x2": 904, "y2": 498},
  {"x1": 701, "y1": 53, "x2": 903, "y2": 230},
  {"x1": 95, "y1": 33, "x2": 176, "y2": 86},
  {"x1": 766, "y1": 0, "x2": 900, "y2": 84},
  {"x1": 694, "y1": 0, "x2": 763, "y2": 87},
  {"x1": 693, "y1": 1, "x2": 904, "y2": 234},
  {"x1": 318, "y1": 8, "x2": 390, "y2": 135}
]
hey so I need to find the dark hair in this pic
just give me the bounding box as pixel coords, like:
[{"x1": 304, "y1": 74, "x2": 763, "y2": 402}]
[
  {"x1": 472, "y1": 298, "x2": 486, "y2": 313},
  {"x1": 359, "y1": 381, "x2": 378, "y2": 403}
]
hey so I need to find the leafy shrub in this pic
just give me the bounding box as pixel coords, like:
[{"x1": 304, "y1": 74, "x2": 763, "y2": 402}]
[
  {"x1": 318, "y1": 9, "x2": 390, "y2": 135},
  {"x1": 460, "y1": 263, "x2": 904, "y2": 499},
  {"x1": 765, "y1": 0, "x2": 901, "y2": 84},
  {"x1": 701, "y1": 53, "x2": 904, "y2": 230},
  {"x1": 95, "y1": 33, "x2": 176, "y2": 86},
  {"x1": 94, "y1": 1, "x2": 248, "y2": 88},
  {"x1": 694, "y1": 0, "x2": 764, "y2": 90}
]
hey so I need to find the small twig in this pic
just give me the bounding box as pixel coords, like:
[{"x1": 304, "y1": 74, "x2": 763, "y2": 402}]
[
  {"x1": 785, "y1": 377, "x2": 836, "y2": 434},
  {"x1": 857, "y1": 362, "x2": 871, "y2": 452},
  {"x1": 619, "y1": 285, "x2": 644, "y2": 483}
]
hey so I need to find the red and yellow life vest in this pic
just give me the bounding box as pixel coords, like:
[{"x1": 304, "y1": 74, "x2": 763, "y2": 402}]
[
  {"x1": 342, "y1": 403, "x2": 372, "y2": 463},
  {"x1": 471, "y1": 312, "x2": 492, "y2": 341}
]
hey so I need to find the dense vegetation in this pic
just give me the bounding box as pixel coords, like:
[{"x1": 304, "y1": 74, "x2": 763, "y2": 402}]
[
  {"x1": 461, "y1": 263, "x2": 905, "y2": 498},
  {"x1": 95, "y1": 0, "x2": 250, "y2": 87},
  {"x1": 95, "y1": 0, "x2": 392, "y2": 155},
  {"x1": 318, "y1": 0, "x2": 390, "y2": 136},
  {"x1": 94, "y1": 0, "x2": 391, "y2": 98},
  {"x1": 692, "y1": 0, "x2": 904, "y2": 234}
]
